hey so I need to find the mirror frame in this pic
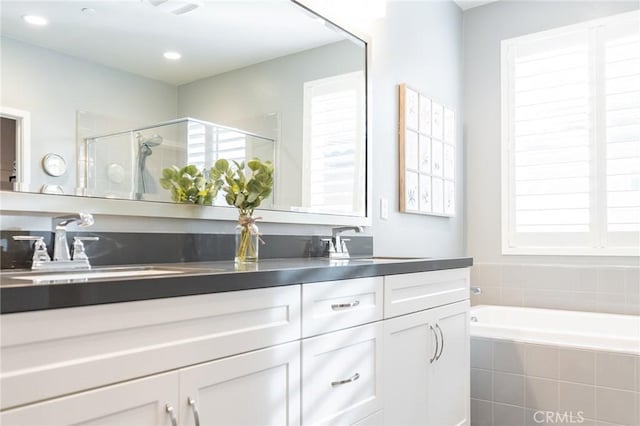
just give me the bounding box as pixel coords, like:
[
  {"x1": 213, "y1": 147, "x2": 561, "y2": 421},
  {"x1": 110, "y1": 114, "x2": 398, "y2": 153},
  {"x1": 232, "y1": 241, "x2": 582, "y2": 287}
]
[{"x1": 0, "y1": 0, "x2": 372, "y2": 227}]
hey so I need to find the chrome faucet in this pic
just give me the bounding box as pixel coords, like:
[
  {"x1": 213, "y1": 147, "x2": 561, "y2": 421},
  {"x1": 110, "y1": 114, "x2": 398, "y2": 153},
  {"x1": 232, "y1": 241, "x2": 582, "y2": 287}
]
[
  {"x1": 13, "y1": 212, "x2": 98, "y2": 271},
  {"x1": 54, "y1": 213, "x2": 95, "y2": 261},
  {"x1": 324, "y1": 226, "x2": 363, "y2": 259}
]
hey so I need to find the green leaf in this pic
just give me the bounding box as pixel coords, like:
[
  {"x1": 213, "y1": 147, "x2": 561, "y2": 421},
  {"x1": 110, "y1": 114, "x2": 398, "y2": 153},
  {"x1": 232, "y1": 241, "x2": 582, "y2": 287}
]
[
  {"x1": 215, "y1": 158, "x2": 229, "y2": 173},
  {"x1": 234, "y1": 192, "x2": 245, "y2": 207}
]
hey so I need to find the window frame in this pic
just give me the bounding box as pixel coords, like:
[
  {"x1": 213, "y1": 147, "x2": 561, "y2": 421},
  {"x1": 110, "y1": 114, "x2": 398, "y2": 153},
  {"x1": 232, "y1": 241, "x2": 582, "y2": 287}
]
[
  {"x1": 301, "y1": 70, "x2": 366, "y2": 215},
  {"x1": 500, "y1": 11, "x2": 640, "y2": 257}
]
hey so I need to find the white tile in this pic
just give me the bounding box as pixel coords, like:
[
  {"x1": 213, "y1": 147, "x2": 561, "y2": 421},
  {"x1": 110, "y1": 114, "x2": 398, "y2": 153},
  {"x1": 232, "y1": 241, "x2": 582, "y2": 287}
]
[
  {"x1": 525, "y1": 265, "x2": 560, "y2": 290},
  {"x1": 502, "y1": 264, "x2": 525, "y2": 288},
  {"x1": 473, "y1": 286, "x2": 501, "y2": 306},
  {"x1": 494, "y1": 372, "x2": 525, "y2": 406},
  {"x1": 595, "y1": 293, "x2": 628, "y2": 315},
  {"x1": 577, "y1": 267, "x2": 599, "y2": 292},
  {"x1": 501, "y1": 287, "x2": 524, "y2": 306},
  {"x1": 597, "y1": 267, "x2": 626, "y2": 294}
]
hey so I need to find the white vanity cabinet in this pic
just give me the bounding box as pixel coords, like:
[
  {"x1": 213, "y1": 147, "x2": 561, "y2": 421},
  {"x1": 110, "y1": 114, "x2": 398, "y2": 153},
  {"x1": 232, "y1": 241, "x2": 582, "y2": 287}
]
[
  {"x1": 1, "y1": 342, "x2": 301, "y2": 426},
  {"x1": 0, "y1": 266, "x2": 470, "y2": 426},
  {"x1": 383, "y1": 269, "x2": 470, "y2": 426}
]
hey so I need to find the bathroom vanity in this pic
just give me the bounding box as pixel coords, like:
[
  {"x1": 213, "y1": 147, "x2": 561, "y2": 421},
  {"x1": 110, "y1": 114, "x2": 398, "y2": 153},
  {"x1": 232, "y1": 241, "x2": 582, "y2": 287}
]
[{"x1": 0, "y1": 257, "x2": 472, "y2": 425}]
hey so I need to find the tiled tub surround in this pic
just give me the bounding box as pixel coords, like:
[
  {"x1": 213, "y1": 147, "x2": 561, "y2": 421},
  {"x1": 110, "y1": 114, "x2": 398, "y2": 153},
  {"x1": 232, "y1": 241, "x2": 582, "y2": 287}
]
[
  {"x1": 469, "y1": 306, "x2": 640, "y2": 426},
  {"x1": 471, "y1": 263, "x2": 640, "y2": 316}
]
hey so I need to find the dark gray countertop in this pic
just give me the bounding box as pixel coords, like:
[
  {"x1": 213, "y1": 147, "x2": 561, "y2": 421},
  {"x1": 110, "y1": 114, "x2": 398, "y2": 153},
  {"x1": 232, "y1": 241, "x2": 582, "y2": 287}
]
[{"x1": 0, "y1": 257, "x2": 473, "y2": 313}]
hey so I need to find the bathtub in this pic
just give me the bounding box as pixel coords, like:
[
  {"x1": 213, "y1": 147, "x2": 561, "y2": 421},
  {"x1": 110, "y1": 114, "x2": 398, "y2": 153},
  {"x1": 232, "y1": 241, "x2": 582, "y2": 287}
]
[
  {"x1": 470, "y1": 304, "x2": 640, "y2": 355},
  {"x1": 469, "y1": 305, "x2": 640, "y2": 426}
]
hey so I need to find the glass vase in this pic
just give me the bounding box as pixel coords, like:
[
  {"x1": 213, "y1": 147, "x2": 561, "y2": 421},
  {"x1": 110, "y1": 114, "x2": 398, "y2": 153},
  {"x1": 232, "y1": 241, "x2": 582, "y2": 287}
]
[{"x1": 235, "y1": 214, "x2": 259, "y2": 263}]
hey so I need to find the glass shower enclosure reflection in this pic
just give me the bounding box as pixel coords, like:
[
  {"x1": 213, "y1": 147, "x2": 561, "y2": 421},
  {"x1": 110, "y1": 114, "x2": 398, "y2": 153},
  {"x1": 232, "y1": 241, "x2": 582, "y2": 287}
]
[{"x1": 82, "y1": 118, "x2": 276, "y2": 207}]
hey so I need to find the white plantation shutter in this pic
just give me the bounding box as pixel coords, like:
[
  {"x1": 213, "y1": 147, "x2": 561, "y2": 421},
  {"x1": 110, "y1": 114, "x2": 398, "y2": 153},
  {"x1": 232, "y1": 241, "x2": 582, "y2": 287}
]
[
  {"x1": 302, "y1": 71, "x2": 365, "y2": 214},
  {"x1": 502, "y1": 11, "x2": 640, "y2": 255},
  {"x1": 605, "y1": 25, "x2": 640, "y2": 246},
  {"x1": 187, "y1": 120, "x2": 247, "y2": 205},
  {"x1": 187, "y1": 121, "x2": 246, "y2": 171}
]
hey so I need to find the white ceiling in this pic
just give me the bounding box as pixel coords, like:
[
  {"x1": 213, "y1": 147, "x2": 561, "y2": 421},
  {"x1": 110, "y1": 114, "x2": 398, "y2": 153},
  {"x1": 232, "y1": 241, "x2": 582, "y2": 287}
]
[
  {"x1": 0, "y1": 1, "x2": 347, "y2": 85},
  {"x1": 453, "y1": 0, "x2": 500, "y2": 11}
]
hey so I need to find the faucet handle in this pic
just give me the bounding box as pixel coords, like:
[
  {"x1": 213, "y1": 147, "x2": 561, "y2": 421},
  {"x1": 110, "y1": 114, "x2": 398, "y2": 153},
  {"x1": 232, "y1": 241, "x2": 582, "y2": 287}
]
[
  {"x1": 72, "y1": 236, "x2": 99, "y2": 261},
  {"x1": 13, "y1": 236, "x2": 51, "y2": 263},
  {"x1": 321, "y1": 238, "x2": 336, "y2": 254},
  {"x1": 340, "y1": 239, "x2": 351, "y2": 255}
]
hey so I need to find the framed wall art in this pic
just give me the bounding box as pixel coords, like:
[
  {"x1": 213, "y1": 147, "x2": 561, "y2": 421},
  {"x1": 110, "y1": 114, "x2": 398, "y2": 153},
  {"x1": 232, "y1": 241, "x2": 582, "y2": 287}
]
[{"x1": 398, "y1": 83, "x2": 456, "y2": 217}]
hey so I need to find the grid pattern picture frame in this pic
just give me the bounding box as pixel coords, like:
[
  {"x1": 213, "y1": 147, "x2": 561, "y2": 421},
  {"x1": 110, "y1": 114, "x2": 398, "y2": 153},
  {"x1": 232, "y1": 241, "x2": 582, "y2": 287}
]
[{"x1": 398, "y1": 83, "x2": 456, "y2": 217}]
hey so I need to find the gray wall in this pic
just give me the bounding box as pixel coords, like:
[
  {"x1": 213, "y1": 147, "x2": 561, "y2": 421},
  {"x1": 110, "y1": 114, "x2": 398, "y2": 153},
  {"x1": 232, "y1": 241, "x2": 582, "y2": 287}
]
[
  {"x1": 0, "y1": 37, "x2": 178, "y2": 195},
  {"x1": 463, "y1": 1, "x2": 639, "y2": 314},
  {"x1": 464, "y1": 1, "x2": 639, "y2": 266},
  {"x1": 371, "y1": 1, "x2": 465, "y2": 258},
  {"x1": 177, "y1": 40, "x2": 364, "y2": 210}
]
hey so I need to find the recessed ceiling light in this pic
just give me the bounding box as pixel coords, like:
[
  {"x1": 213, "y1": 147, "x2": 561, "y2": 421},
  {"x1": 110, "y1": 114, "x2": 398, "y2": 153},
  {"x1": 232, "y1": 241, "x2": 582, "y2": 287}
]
[
  {"x1": 163, "y1": 51, "x2": 182, "y2": 60},
  {"x1": 81, "y1": 7, "x2": 97, "y2": 15},
  {"x1": 22, "y1": 15, "x2": 48, "y2": 26}
]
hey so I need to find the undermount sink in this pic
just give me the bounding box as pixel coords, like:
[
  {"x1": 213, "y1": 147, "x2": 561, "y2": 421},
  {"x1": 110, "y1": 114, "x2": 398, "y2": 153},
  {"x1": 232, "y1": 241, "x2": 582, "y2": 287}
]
[
  {"x1": 11, "y1": 266, "x2": 190, "y2": 283},
  {"x1": 348, "y1": 257, "x2": 426, "y2": 263}
]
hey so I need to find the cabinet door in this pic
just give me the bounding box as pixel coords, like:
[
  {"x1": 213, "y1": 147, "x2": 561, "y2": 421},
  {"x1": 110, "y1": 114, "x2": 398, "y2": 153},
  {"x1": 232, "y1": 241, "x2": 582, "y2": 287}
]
[
  {"x1": 383, "y1": 309, "x2": 435, "y2": 426},
  {"x1": 0, "y1": 371, "x2": 179, "y2": 426},
  {"x1": 383, "y1": 300, "x2": 470, "y2": 426},
  {"x1": 428, "y1": 301, "x2": 470, "y2": 426},
  {"x1": 179, "y1": 341, "x2": 300, "y2": 426},
  {"x1": 302, "y1": 322, "x2": 384, "y2": 426}
]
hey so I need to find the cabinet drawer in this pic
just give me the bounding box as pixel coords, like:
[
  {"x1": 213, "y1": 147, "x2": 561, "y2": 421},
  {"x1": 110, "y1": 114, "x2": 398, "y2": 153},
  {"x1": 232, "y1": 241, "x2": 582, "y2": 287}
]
[
  {"x1": 384, "y1": 268, "x2": 469, "y2": 318},
  {"x1": 302, "y1": 277, "x2": 383, "y2": 338},
  {"x1": 301, "y1": 322, "x2": 383, "y2": 426},
  {"x1": 0, "y1": 285, "x2": 301, "y2": 410},
  {"x1": 0, "y1": 371, "x2": 179, "y2": 426}
]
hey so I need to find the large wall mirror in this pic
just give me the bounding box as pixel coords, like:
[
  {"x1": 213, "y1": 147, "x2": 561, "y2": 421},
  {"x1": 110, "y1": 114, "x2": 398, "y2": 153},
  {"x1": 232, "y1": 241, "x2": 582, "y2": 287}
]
[{"x1": 0, "y1": 0, "x2": 369, "y2": 223}]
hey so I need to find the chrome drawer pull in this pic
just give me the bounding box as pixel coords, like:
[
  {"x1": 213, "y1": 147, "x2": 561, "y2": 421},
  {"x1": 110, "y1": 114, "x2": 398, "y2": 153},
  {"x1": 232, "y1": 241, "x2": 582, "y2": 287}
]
[
  {"x1": 429, "y1": 324, "x2": 439, "y2": 363},
  {"x1": 188, "y1": 397, "x2": 201, "y2": 426},
  {"x1": 331, "y1": 372, "x2": 360, "y2": 387},
  {"x1": 331, "y1": 300, "x2": 360, "y2": 310},
  {"x1": 165, "y1": 404, "x2": 177, "y2": 426},
  {"x1": 435, "y1": 323, "x2": 445, "y2": 360}
]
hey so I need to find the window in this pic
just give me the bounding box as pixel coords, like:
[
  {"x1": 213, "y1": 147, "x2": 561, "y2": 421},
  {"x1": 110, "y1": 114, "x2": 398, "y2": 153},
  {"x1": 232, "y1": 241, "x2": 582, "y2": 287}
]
[
  {"x1": 302, "y1": 71, "x2": 365, "y2": 215},
  {"x1": 187, "y1": 120, "x2": 246, "y2": 205},
  {"x1": 501, "y1": 11, "x2": 640, "y2": 255}
]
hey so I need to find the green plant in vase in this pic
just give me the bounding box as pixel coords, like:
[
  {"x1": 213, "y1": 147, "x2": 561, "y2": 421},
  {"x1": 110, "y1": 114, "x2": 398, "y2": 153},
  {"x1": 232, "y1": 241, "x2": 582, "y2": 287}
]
[
  {"x1": 159, "y1": 165, "x2": 222, "y2": 205},
  {"x1": 210, "y1": 158, "x2": 274, "y2": 263}
]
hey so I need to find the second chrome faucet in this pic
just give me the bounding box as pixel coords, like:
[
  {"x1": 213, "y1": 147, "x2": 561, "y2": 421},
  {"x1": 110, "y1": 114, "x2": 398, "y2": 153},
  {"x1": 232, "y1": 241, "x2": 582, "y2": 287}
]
[{"x1": 324, "y1": 226, "x2": 363, "y2": 259}]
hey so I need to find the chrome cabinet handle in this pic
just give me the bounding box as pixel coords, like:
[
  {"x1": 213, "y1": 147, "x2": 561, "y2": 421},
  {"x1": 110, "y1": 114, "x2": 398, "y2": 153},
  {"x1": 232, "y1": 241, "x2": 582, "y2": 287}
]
[
  {"x1": 331, "y1": 300, "x2": 360, "y2": 310},
  {"x1": 165, "y1": 404, "x2": 177, "y2": 426},
  {"x1": 429, "y1": 324, "x2": 439, "y2": 363},
  {"x1": 188, "y1": 397, "x2": 201, "y2": 426},
  {"x1": 435, "y1": 323, "x2": 445, "y2": 360},
  {"x1": 331, "y1": 372, "x2": 360, "y2": 387}
]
